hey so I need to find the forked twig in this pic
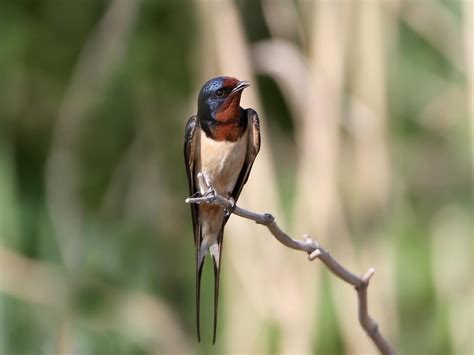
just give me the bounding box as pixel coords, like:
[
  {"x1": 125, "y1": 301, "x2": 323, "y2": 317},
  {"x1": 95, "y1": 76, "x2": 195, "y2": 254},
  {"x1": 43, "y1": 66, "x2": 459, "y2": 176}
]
[{"x1": 186, "y1": 173, "x2": 395, "y2": 355}]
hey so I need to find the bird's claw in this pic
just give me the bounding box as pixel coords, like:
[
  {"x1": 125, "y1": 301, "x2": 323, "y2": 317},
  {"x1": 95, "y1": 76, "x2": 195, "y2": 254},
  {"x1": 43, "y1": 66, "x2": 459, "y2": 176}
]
[
  {"x1": 190, "y1": 191, "x2": 202, "y2": 198},
  {"x1": 186, "y1": 187, "x2": 217, "y2": 205},
  {"x1": 203, "y1": 187, "x2": 217, "y2": 201}
]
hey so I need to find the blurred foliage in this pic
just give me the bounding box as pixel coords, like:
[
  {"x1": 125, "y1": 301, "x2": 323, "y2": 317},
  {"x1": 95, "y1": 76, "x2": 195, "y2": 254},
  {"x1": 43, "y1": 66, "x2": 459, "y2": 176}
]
[{"x1": 0, "y1": 0, "x2": 472, "y2": 354}]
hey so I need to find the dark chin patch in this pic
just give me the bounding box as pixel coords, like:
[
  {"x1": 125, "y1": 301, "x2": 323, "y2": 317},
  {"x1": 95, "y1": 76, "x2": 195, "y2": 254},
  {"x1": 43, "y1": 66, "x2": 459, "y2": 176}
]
[
  {"x1": 201, "y1": 108, "x2": 248, "y2": 142},
  {"x1": 215, "y1": 92, "x2": 242, "y2": 122},
  {"x1": 211, "y1": 122, "x2": 246, "y2": 142}
]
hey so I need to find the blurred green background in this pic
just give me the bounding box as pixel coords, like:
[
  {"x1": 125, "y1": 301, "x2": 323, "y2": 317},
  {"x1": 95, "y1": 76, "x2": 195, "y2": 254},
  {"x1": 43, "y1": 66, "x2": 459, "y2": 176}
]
[{"x1": 0, "y1": 0, "x2": 472, "y2": 354}]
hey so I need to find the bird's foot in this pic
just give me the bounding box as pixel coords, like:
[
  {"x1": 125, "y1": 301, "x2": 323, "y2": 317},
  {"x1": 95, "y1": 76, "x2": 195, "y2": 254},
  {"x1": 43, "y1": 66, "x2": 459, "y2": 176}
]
[
  {"x1": 185, "y1": 187, "x2": 216, "y2": 205},
  {"x1": 202, "y1": 187, "x2": 217, "y2": 202}
]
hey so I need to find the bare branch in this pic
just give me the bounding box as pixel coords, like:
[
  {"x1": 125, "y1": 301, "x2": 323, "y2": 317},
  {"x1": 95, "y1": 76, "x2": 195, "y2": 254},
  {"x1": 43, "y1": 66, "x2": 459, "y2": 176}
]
[{"x1": 186, "y1": 173, "x2": 395, "y2": 355}]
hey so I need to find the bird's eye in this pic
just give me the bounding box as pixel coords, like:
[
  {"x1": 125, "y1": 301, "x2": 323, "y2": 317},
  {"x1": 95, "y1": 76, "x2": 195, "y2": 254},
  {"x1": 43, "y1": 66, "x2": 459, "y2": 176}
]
[{"x1": 215, "y1": 89, "x2": 225, "y2": 98}]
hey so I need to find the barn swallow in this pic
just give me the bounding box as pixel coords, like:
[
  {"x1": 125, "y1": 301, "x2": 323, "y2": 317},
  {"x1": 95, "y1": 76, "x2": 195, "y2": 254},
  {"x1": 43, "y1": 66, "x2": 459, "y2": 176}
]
[{"x1": 184, "y1": 76, "x2": 261, "y2": 343}]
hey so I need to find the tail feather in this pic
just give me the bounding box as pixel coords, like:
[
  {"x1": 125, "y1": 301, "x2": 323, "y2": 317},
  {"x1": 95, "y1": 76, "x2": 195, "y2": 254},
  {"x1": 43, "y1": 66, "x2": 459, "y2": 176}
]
[
  {"x1": 196, "y1": 249, "x2": 206, "y2": 342},
  {"x1": 196, "y1": 226, "x2": 224, "y2": 344},
  {"x1": 212, "y1": 256, "x2": 219, "y2": 345},
  {"x1": 209, "y1": 229, "x2": 224, "y2": 344}
]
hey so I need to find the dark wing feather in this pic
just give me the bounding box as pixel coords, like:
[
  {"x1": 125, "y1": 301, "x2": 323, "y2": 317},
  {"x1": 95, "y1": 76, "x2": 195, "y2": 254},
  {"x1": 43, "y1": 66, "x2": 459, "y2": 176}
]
[
  {"x1": 184, "y1": 116, "x2": 205, "y2": 342},
  {"x1": 184, "y1": 115, "x2": 199, "y2": 244},
  {"x1": 212, "y1": 108, "x2": 261, "y2": 343},
  {"x1": 228, "y1": 108, "x2": 261, "y2": 217}
]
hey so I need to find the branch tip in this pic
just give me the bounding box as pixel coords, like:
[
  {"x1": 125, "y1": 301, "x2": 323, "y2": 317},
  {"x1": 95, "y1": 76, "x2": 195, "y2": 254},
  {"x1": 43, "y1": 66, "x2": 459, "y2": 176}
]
[
  {"x1": 362, "y1": 268, "x2": 375, "y2": 283},
  {"x1": 309, "y1": 249, "x2": 321, "y2": 261}
]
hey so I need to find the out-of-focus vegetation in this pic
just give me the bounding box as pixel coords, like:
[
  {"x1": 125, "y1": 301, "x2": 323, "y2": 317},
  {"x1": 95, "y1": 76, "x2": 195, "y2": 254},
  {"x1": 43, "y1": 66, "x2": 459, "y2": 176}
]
[{"x1": 0, "y1": 0, "x2": 472, "y2": 354}]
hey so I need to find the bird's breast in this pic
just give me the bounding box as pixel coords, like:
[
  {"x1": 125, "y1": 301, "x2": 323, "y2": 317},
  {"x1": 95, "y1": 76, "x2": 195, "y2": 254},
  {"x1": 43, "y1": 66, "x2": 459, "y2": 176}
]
[{"x1": 196, "y1": 128, "x2": 247, "y2": 196}]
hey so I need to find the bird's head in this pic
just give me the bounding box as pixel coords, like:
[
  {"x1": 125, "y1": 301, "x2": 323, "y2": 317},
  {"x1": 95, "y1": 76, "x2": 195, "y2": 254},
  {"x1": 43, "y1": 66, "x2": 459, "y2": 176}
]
[{"x1": 197, "y1": 76, "x2": 250, "y2": 123}]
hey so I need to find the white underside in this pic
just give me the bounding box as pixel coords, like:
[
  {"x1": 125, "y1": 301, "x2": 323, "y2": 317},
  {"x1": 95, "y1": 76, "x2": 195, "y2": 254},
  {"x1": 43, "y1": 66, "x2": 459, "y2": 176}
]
[
  {"x1": 195, "y1": 128, "x2": 248, "y2": 252},
  {"x1": 196, "y1": 129, "x2": 248, "y2": 195}
]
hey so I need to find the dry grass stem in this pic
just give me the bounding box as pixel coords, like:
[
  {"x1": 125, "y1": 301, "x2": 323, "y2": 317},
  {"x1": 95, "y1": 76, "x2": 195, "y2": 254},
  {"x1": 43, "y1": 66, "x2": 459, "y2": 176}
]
[{"x1": 0, "y1": 245, "x2": 192, "y2": 353}]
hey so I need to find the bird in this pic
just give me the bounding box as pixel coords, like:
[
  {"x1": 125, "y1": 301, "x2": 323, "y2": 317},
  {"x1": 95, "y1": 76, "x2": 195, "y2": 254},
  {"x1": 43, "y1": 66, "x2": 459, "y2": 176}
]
[{"x1": 184, "y1": 76, "x2": 261, "y2": 343}]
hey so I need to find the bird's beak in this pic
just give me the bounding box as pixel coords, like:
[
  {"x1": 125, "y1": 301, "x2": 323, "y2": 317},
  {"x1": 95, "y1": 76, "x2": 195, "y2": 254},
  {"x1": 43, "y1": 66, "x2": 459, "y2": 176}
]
[{"x1": 230, "y1": 80, "x2": 250, "y2": 96}]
